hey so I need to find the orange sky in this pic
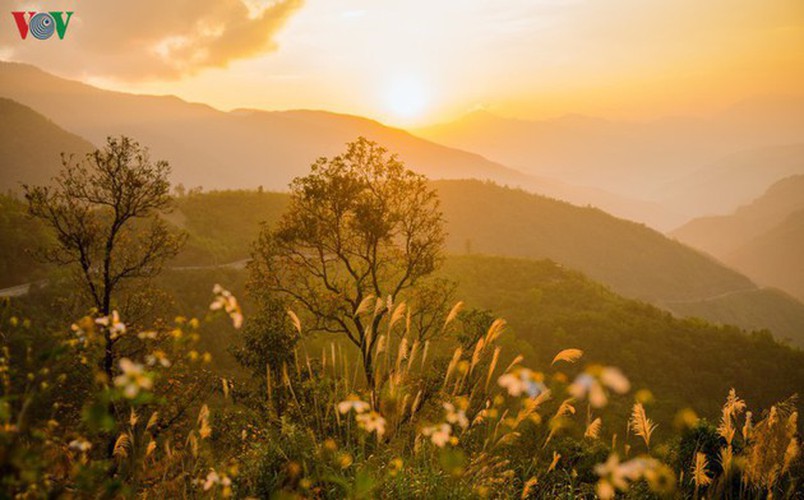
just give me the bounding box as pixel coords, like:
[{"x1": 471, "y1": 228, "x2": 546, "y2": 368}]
[{"x1": 2, "y1": 0, "x2": 803, "y2": 126}]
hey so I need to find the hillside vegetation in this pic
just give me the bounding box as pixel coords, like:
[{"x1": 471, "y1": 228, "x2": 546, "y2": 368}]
[
  {"x1": 441, "y1": 255, "x2": 804, "y2": 430},
  {"x1": 0, "y1": 196, "x2": 51, "y2": 287},
  {"x1": 152, "y1": 182, "x2": 804, "y2": 345},
  {"x1": 434, "y1": 180, "x2": 752, "y2": 303},
  {"x1": 5, "y1": 180, "x2": 804, "y2": 344},
  {"x1": 171, "y1": 183, "x2": 752, "y2": 303}
]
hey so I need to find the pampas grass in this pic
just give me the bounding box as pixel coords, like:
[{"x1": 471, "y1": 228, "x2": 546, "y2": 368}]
[
  {"x1": 551, "y1": 348, "x2": 583, "y2": 366},
  {"x1": 629, "y1": 402, "x2": 657, "y2": 451}
]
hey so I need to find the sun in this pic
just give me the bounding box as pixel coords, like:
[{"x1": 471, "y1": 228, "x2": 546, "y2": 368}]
[{"x1": 384, "y1": 76, "x2": 431, "y2": 124}]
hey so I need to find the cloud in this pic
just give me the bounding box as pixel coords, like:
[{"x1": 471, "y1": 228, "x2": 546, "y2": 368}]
[{"x1": 1, "y1": 0, "x2": 304, "y2": 79}]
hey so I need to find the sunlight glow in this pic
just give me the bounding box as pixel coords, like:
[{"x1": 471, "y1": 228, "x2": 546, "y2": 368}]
[{"x1": 384, "y1": 76, "x2": 431, "y2": 122}]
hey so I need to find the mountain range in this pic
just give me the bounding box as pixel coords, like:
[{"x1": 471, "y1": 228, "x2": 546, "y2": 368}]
[
  {"x1": 418, "y1": 100, "x2": 804, "y2": 222},
  {"x1": 672, "y1": 175, "x2": 804, "y2": 303},
  {"x1": 0, "y1": 61, "x2": 526, "y2": 191},
  {"x1": 0, "y1": 62, "x2": 696, "y2": 229},
  {"x1": 2, "y1": 61, "x2": 804, "y2": 346}
]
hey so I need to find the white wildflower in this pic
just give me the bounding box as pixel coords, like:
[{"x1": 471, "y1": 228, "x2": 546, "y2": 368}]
[
  {"x1": 96, "y1": 311, "x2": 126, "y2": 339},
  {"x1": 422, "y1": 423, "x2": 452, "y2": 447},
  {"x1": 444, "y1": 402, "x2": 469, "y2": 429},
  {"x1": 114, "y1": 358, "x2": 153, "y2": 399},
  {"x1": 356, "y1": 411, "x2": 387, "y2": 436},
  {"x1": 69, "y1": 438, "x2": 92, "y2": 452},
  {"x1": 498, "y1": 368, "x2": 547, "y2": 398},
  {"x1": 210, "y1": 285, "x2": 243, "y2": 329},
  {"x1": 337, "y1": 396, "x2": 371, "y2": 415}
]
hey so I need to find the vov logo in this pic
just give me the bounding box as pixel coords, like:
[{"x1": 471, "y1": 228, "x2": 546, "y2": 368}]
[{"x1": 11, "y1": 11, "x2": 74, "y2": 40}]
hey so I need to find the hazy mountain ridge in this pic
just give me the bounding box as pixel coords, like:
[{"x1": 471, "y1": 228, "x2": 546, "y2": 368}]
[
  {"x1": 417, "y1": 98, "x2": 804, "y2": 222},
  {"x1": 659, "y1": 143, "x2": 804, "y2": 217},
  {"x1": 725, "y1": 210, "x2": 804, "y2": 303},
  {"x1": 672, "y1": 175, "x2": 804, "y2": 253},
  {"x1": 671, "y1": 175, "x2": 804, "y2": 303},
  {"x1": 0, "y1": 97, "x2": 94, "y2": 192},
  {"x1": 0, "y1": 62, "x2": 687, "y2": 230},
  {"x1": 0, "y1": 62, "x2": 530, "y2": 192}
]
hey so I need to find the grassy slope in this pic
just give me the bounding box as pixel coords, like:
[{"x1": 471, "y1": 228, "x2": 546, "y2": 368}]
[
  {"x1": 170, "y1": 190, "x2": 289, "y2": 266},
  {"x1": 0, "y1": 196, "x2": 51, "y2": 288},
  {"x1": 172, "y1": 183, "x2": 753, "y2": 301}
]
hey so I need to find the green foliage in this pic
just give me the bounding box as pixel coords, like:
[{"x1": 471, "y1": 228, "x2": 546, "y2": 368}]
[
  {"x1": 171, "y1": 189, "x2": 288, "y2": 266},
  {"x1": 230, "y1": 295, "x2": 299, "y2": 387},
  {"x1": 249, "y1": 138, "x2": 447, "y2": 386},
  {"x1": 3, "y1": 141, "x2": 803, "y2": 498},
  {"x1": 0, "y1": 195, "x2": 51, "y2": 287}
]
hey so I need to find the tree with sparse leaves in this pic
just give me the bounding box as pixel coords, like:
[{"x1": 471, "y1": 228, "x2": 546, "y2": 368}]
[
  {"x1": 24, "y1": 136, "x2": 185, "y2": 381},
  {"x1": 249, "y1": 137, "x2": 446, "y2": 388}
]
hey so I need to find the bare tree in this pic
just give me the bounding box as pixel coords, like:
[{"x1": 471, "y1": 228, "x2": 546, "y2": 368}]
[
  {"x1": 249, "y1": 137, "x2": 446, "y2": 388},
  {"x1": 24, "y1": 136, "x2": 185, "y2": 381}
]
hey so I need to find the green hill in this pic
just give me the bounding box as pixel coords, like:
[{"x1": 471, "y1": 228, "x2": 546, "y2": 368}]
[
  {"x1": 434, "y1": 180, "x2": 753, "y2": 303},
  {"x1": 0, "y1": 195, "x2": 51, "y2": 288},
  {"x1": 441, "y1": 255, "x2": 804, "y2": 433},
  {"x1": 168, "y1": 182, "x2": 804, "y2": 345},
  {"x1": 153, "y1": 255, "x2": 804, "y2": 432},
  {"x1": 170, "y1": 189, "x2": 289, "y2": 266},
  {"x1": 172, "y1": 181, "x2": 753, "y2": 302},
  {"x1": 0, "y1": 98, "x2": 94, "y2": 193},
  {"x1": 6, "y1": 180, "x2": 804, "y2": 345}
]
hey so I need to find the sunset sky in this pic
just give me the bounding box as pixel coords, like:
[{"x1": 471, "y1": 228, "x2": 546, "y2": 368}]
[{"x1": 2, "y1": 0, "x2": 802, "y2": 126}]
